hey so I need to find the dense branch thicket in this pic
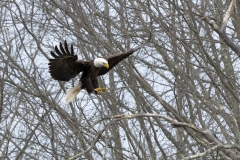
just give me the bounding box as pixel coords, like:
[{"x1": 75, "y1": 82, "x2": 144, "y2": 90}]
[{"x1": 1, "y1": 0, "x2": 240, "y2": 159}]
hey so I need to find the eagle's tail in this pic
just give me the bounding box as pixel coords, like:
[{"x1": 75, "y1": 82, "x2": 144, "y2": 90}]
[{"x1": 65, "y1": 82, "x2": 82, "y2": 103}]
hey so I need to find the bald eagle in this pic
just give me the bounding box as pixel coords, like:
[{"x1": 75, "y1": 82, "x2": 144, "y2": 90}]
[{"x1": 49, "y1": 34, "x2": 151, "y2": 103}]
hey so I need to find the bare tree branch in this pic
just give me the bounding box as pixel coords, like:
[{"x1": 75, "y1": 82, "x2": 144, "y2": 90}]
[
  {"x1": 183, "y1": 144, "x2": 240, "y2": 160},
  {"x1": 221, "y1": 0, "x2": 237, "y2": 32},
  {"x1": 68, "y1": 120, "x2": 114, "y2": 160},
  {"x1": 69, "y1": 114, "x2": 240, "y2": 160},
  {"x1": 202, "y1": 15, "x2": 240, "y2": 56}
]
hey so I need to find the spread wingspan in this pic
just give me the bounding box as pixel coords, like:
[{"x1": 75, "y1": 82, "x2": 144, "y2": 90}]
[{"x1": 48, "y1": 41, "x2": 90, "y2": 81}]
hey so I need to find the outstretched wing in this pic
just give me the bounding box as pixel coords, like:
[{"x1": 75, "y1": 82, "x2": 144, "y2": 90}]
[
  {"x1": 48, "y1": 40, "x2": 90, "y2": 81},
  {"x1": 98, "y1": 33, "x2": 151, "y2": 76}
]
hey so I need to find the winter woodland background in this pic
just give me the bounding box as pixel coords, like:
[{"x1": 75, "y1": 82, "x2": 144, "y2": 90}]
[{"x1": 1, "y1": 0, "x2": 240, "y2": 159}]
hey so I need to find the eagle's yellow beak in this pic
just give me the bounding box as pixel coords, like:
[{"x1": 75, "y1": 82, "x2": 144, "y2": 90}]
[{"x1": 104, "y1": 63, "x2": 109, "y2": 69}]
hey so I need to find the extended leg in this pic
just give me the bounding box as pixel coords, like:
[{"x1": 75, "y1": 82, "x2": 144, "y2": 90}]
[
  {"x1": 84, "y1": 78, "x2": 95, "y2": 93},
  {"x1": 92, "y1": 77, "x2": 108, "y2": 94}
]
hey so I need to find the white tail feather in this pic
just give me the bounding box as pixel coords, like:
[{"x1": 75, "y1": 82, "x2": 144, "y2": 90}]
[{"x1": 65, "y1": 82, "x2": 82, "y2": 103}]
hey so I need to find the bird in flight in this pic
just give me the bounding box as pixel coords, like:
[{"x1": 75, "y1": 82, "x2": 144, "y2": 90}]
[{"x1": 48, "y1": 33, "x2": 151, "y2": 103}]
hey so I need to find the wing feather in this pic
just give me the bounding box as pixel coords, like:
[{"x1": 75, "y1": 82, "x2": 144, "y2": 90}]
[
  {"x1": 71, "y1": 44, "x2": 74, "y2": 56},
  {"x1": 59, "y1": 42, "x2": 67, "y2": 55},
  {"x1": 98, "y1": 33, "x2": 151, "y2": 76},
  {"x1": 64, "y1": 41, "x2": 71, "y2": 55},
  {"x1": 48, "y1": 40, "x2": 90, "y2": 81},
  {"x1": 50, "y1": 51, "x2": 59, "y2": 58}
]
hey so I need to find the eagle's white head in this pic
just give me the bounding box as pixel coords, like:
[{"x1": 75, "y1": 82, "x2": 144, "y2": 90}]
[{"x1": 94, "y1": 58, "x2": 109, "y2": 69}]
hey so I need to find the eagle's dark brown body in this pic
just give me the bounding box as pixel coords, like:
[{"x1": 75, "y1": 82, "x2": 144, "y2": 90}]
[{"x1": 80, "y1": 63, "x2": 101, "y2": 93}]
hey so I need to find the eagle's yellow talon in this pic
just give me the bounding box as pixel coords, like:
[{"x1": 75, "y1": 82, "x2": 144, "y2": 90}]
[
  {"x1": 94, "y1": 88, "x2": 101, "y2": 92},
  {"x1": 94, "y1": 87, "x2": 108, "y2": 93}
]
